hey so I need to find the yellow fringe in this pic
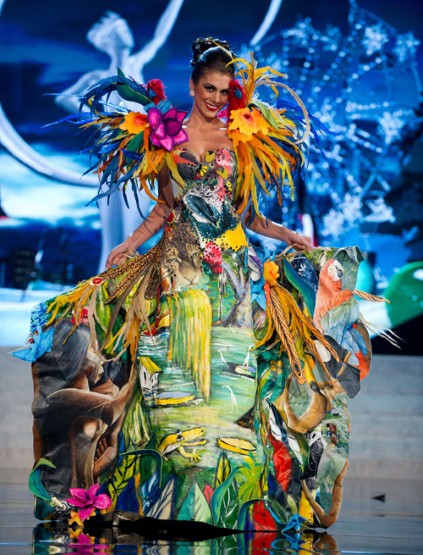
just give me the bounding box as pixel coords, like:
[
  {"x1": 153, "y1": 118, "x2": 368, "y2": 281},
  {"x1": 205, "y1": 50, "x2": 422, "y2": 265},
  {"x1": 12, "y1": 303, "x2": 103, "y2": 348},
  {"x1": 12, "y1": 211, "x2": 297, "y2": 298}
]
[
  {"x1": 353, "y1": 289, "x2": 389, "y2": 303},
  {"x1": 256, "y1": 283, "x2": 339, "y2": 384},
  {"x1": 167, "y1": 290, "x2": 212, "y2": 402}
]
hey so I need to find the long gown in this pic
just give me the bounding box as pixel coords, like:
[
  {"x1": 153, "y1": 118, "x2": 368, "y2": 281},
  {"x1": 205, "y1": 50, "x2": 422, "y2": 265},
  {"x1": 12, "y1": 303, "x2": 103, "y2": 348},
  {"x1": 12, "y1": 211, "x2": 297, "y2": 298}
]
[{"x1": 21, "y1": 143, "x2": 373, "y2": 533}]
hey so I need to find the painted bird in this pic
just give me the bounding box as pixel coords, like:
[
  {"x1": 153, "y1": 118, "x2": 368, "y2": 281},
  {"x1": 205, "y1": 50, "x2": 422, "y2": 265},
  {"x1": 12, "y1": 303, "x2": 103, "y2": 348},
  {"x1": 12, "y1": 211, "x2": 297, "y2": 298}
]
[
  {"x1": 146, "y1": 79, "x2": 166, "y2": 105},
  {"x1": 313, "y1": 258, "x2": 370, "y2": 378},
  {"x1": 267, "y1": 402, "x2": 309, "y2": 492}
]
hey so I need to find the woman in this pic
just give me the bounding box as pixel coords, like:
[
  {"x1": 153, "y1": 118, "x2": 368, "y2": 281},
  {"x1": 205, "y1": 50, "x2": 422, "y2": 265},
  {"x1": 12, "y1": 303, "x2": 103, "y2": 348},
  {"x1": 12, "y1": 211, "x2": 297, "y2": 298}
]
[
  {"x1": 21, "y1": 37, "x2": 374, "y2": 536},
  {"x1": 106, "y1": 40, "x2": 310, "y2": 269}
]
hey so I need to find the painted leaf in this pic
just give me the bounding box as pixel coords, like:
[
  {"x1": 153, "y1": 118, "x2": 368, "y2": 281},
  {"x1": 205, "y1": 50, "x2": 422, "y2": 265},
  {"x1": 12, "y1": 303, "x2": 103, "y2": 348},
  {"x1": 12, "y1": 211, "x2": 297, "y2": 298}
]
[
  {"x1": 28, "y1": 458, "x2": 56, "y2": 501},
  {"x1": 236, "y1": 457, "x2": 264, "y2": 502},
  {"x1": 146, "y1": 477, "x2": 175, "y2": 520},
  {"x1": 107, "y1": 453, "x2": 136, "y2": 509},
  {"x1": 252, "y1": 500, "x2": 278, "y2": 531},
  {"x1": 214, "y1": 452, "x2": 231, "y2": 488},
  {"x1": 211, "y1": 470, "x2": 239, "y2": 529},
  {"x1": 282, "y1": 258, "x2": 316, "y2": 315},
  {"x1": 203, "y1": 483, "x2": 214, "y2": 505},
  {"x1": 236, "y1": 498, "x2": 261, "y2": 531},
  {"x1": 178, "y1": 481, "x2": 212, "y2": 524},
  {"x1": 266, "y1": 496, "x2": 289, "y2": 526}
]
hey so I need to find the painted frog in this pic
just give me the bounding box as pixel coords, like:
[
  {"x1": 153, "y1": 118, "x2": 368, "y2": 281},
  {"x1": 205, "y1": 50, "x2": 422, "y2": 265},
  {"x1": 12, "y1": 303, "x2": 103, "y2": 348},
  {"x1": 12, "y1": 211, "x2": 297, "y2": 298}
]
[{"x1": 158, "y1": 427, "x2": 207, "y2": 462}]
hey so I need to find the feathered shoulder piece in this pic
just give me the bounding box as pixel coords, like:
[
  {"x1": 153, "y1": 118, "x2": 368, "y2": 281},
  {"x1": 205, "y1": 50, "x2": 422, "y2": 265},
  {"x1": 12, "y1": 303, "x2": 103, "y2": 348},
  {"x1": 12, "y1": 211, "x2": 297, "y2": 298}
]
[
  {"x1": 74, "y1": 69, "x2": 188, "y2": 209},
  {"x1": 226, "y1": 55, "x2": 313, "y2": 218}
]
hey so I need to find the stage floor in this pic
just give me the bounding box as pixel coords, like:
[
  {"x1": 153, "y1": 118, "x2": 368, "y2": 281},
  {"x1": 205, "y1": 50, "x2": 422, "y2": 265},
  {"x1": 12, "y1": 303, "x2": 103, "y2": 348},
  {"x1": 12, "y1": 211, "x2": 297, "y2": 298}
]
[
  {"x1": 1, "y1": 346, "x2": 422, "y2": 553},
  {"x1": 1, "y1": 471, "x2": 422, "y2": 553}
]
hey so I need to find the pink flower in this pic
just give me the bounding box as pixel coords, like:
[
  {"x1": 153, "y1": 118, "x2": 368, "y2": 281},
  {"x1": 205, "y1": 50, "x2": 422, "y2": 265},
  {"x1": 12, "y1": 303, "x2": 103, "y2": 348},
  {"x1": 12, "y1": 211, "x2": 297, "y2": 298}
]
[
  {"x1": 66, "y1": 484, "x2": 112, "y2": 522},
  {"x1": 203, "y1": 242, "x2": 223, "y2": 274},
  {"x1": 64, "y1": 533, "x2": 109, "y2": 554},
  {"x1": 148, "y1": 107, "x2": 188, "y2": 151}
]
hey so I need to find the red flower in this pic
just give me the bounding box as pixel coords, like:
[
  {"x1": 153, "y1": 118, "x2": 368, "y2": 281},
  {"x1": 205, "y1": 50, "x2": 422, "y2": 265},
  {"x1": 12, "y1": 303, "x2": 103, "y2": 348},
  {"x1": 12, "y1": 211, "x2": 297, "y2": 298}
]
[
  {"x1": 228, "y1": 79, "x2": 246, "y2": 114},
  {"x1": 203, "y1": 242, "x2": 223, "y2": 274},
  {"x1": 203, "y1": 483, "x2": 214, "y2": 505},
  {"x1": 147, "y1": 79, "x2": 166, "y2": 105},
  {"x1": 71, "y1": 307, "x2": 89, "y2": 326}
]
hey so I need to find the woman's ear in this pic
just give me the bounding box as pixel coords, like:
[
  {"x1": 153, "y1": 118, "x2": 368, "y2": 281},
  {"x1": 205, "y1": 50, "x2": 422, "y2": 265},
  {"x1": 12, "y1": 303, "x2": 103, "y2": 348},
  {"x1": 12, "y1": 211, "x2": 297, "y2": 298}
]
[{"x1": 189, "y1": 79, "x2": 195, "y2": 97}]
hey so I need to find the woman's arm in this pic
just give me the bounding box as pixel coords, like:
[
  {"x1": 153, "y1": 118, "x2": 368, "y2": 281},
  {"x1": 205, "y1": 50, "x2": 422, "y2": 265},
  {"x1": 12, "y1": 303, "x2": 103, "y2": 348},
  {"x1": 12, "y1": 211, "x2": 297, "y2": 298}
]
[
  {"x1": 245, "y1": 213, "x2": 312, "y2": 251},
  {"x1": 105, "y1": 166, "x2": 173, "y2": 268}
]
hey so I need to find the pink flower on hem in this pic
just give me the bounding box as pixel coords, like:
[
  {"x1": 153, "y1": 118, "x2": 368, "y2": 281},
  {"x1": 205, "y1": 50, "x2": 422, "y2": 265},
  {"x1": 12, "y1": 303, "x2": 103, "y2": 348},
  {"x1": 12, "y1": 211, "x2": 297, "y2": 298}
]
[
  {"x1": 148, "y1": 107, "x2": 188, "y2": 151},
  {"x1": 66, "y1": 484, "x2": 112, "y2": 522},
  {"x1": 64, "y1": 533, "x2": 109, "y2": 555}
]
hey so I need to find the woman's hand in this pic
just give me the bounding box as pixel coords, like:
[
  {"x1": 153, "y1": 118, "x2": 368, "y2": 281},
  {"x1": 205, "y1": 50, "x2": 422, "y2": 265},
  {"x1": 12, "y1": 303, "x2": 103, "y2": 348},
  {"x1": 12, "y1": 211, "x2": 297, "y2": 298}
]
[
  {"x1": 243, "y1": 213, "x2": 313, "y2": 251},
  {"x1": 105, "y1": 241, "x2": 136, "y2": 269},
  {"x1": 284, "y1": 228, "x2": 313, "y2": 252}
]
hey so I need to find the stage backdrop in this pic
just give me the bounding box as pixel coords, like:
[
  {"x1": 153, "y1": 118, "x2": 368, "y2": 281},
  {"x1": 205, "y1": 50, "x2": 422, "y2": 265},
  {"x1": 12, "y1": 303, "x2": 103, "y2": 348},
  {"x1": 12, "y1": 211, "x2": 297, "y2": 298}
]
[{"x1": 0, "y1": 0, "x2": 422, "y2": 352}]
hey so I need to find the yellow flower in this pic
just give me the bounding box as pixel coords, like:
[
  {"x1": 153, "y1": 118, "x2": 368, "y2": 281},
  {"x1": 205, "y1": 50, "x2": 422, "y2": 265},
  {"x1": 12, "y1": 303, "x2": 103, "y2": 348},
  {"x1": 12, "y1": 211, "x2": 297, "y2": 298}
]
[
  {"x1": 119, "y1": 112, "x2": 148, "y2": 134},
  {"x1": 228, "y1": 107, "x2": 270, "y2": 138},
  {"x1": 263, "y1": 260, "x2": 280, "y2": 286},
  {"x1": 68, "y1": 510, "x2": 84, "y2": 529}
]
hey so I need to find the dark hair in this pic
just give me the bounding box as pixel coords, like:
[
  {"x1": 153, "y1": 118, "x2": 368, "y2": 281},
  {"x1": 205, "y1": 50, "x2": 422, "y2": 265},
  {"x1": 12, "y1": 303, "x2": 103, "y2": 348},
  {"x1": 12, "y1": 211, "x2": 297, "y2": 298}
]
[{"x1": 190, "y1": 37, "x2": 235, "y2": 83}]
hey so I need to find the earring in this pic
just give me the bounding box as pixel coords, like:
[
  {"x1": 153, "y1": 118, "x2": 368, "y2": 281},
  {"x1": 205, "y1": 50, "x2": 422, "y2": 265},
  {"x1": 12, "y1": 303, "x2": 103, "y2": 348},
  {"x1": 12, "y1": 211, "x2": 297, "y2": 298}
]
[{"x1": 189, "y1": 89, "x2": 194, "y2": 97}]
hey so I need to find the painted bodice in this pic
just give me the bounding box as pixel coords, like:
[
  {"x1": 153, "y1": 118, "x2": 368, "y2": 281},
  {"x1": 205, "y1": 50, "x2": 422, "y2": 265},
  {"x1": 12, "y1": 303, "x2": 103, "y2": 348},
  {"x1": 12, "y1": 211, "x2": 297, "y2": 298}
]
[{"x1": 167, "y1": 147, "x2": 248, "y2": 252}]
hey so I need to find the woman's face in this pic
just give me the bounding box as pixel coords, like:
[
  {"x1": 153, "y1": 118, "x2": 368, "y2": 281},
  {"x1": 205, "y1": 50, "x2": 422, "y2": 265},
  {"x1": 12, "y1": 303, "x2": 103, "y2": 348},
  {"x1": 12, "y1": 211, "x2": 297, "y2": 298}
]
[{"x1": 190, "y1": 71, "x2": 232, "y2": 119}]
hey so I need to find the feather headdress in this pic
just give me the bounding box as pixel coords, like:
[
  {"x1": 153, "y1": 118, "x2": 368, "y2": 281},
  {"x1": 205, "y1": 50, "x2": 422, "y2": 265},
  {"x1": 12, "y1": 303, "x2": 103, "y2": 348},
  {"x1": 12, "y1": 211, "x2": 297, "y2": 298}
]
[{"x1": 226, "y1": 55, "x2": 312, "y2": 218}]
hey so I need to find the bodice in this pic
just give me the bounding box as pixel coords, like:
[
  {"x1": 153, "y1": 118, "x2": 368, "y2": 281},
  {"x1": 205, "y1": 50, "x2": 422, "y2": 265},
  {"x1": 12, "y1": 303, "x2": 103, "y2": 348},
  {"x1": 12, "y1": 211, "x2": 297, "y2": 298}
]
[
  {"x1": 171, "y1": 147, "x2": 237, "y2": 196},
  {"x1": 167, "y1": 147, "x2": 247, "y2": 250}
]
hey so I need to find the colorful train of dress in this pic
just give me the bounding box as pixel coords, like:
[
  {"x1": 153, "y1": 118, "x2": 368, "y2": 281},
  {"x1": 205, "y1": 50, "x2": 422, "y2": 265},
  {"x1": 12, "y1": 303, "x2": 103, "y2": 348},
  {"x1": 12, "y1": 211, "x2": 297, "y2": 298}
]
[{"x1": 15, "y1": 60, "x2": 380, "y2": 533}]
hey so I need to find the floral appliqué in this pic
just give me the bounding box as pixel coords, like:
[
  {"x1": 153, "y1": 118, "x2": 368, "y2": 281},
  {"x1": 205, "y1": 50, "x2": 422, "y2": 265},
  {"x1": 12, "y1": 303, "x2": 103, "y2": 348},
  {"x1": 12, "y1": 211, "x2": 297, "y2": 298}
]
[{"x1": 203, "y1": 242, "x2": 223, "y2": 274}]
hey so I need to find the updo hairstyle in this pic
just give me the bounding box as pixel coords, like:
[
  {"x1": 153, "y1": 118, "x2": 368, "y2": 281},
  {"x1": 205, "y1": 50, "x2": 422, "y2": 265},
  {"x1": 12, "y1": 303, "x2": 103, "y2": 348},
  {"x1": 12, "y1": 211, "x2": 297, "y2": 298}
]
[{"x1": 190, "y1": 37, "x2": 235, "y2": 83}]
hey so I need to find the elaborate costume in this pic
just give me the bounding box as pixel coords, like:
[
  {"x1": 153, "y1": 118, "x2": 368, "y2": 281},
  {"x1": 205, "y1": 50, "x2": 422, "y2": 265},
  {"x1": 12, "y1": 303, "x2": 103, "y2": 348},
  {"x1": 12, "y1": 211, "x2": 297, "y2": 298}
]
[{"x1": 16, "y1": 56, "x2": 381, "y2": 534}]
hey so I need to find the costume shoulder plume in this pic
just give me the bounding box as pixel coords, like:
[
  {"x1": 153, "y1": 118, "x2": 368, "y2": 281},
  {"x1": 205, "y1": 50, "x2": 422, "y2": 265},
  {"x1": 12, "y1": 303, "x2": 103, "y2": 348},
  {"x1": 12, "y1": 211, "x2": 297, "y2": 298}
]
[
  {"x1": 226, "y1": 55, "x2": 319, "y2": 218},
  {"x1": 71, "y1": 69, "x2": 188, "y2": 212}
]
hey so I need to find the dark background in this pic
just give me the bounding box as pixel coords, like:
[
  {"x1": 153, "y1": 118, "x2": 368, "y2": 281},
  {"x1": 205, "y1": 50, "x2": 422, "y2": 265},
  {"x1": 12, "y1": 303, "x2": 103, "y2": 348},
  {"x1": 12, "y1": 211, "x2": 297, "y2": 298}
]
[{"x1": 0, "y1": 0, "x2": 422, "y2": 351}]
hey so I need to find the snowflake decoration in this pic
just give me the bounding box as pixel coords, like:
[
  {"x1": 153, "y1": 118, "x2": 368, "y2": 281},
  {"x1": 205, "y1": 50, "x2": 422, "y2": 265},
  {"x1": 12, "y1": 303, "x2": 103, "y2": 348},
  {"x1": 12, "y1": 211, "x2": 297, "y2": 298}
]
[
  {"x1": 314, "y1": 102, "x2": 344, "y2": 132},
  {"x1": 321, "y1": 193, "x2": 362, "y2": 238},
  {"x1": 394, "y1": 32, "x2": 420, "y2": 62},
  {"x1": 378, "y1": 111, "x2": 406, "y2": 145},
  {"x1": 287, "y1": 17, "x2": 314, "y2": 48},
  {"x1": 365, "y1": 197, "x2": 396, "y2": 223},
  {"x1": 322, "y1": 25, "x2": 342, "y2": 52},
  {"x1": 363, "y1": 24, "x2": 389, "y2": 56},
  {"x1": 253, "y1": 1, "x2": 421, "y2": 251}
]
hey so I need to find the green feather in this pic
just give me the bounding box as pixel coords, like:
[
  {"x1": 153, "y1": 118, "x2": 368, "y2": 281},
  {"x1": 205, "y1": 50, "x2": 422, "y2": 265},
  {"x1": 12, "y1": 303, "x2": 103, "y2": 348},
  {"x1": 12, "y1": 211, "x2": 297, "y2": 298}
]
[
  {"x1": 282, "y1": 258, "x2": 316, "y2": 314},
  {"x1": 116, "y1": 68, "x2": 152, "y2": 106},
  {"x1": 251, "y1": 99, "x2": 283, "y2": 129},
  {"x1": 127, "y1": 132, "x2": 145, "y2": 153},
  {"x1": 28, "y1": 458, "x2": 56, "y2": 501}
]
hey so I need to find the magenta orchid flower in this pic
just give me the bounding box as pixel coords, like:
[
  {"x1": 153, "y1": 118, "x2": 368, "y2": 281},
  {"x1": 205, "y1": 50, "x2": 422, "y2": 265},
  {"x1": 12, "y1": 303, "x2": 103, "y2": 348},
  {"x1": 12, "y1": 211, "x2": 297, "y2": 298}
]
[
  {"x1": 148, "y1": 107, "x2": 188, "y2": 151},
  {"x1": 66, "y1": 484, "x2": 112, "y2": 522},
  {"x1": 64, "y1": 533, "x2": 109, "y2": 555}
]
